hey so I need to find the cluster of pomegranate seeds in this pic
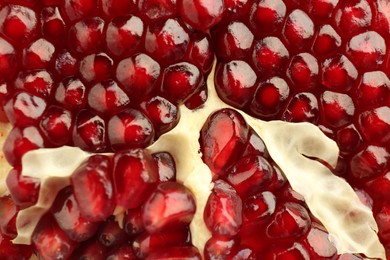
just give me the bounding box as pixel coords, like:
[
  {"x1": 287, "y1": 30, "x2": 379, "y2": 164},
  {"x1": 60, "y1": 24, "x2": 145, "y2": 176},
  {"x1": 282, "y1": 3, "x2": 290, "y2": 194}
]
[
  {"x1": 200, "y1": 108, "x2": 367, "y2": 259},
  {"x1": 210, "y1": 0, "x2": 390, "y2": 254}
]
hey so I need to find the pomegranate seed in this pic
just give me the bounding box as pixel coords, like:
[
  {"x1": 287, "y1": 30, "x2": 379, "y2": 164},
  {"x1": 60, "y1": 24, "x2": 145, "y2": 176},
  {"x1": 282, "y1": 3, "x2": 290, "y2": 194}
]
[
  {"x1": 72, "y1": 109, "x2": 107, "y2": 152},
  {"x1": 0, "y1": 232, "x2": 32, "y2": 260},
  {"x1": 138, "y1": 0, "x2": 178, "y2": 21},
  {"x1": 14, "y1": 70, "x2": 54, "y2": 98},
  {"x1": 133, "y1": 228, "x2": 190, "y2": 258},
  {"x1": 287, "y1": 53, "x2": 319, "y2": 91},
  {"x1": 108, "y1": 108, "x2": 154, "y2": 151},
  {"x1": 124, "y1": 207, "x2": 145, "y2": 237},
  {"x1": 242, "y1": 130, "x2": 268, "y2": 158},
  {"x1": 320, "y1": 91, "x2": 355, "y2": 128},
  {"x1": 366, "y1": 172, "x2": 390, "y2": 200},
  {"x1": 358, "y1": 107, "x2": 390, "y2": 145},
  {"x1": 224, "y1": 0, "x2": 251, "y2": 19},
  {"x1": 350, "y1": 145, "x2": 390, "y2": 180},
  {"x1": 145, "y1": 18, "x2": 190, "y2": 65},
  {"x1": 22, "y1": 38, "x2": 55, "y2": 69},
  {"x1": 227, "y1": 246, "x2": 255, "y2": 260},
  {"x1": 51, "y1": 186, "x2": 100, "y2": 242},
  {"x1": 186, "y1": 33, "x2": 214, "y2": 74},
  {"x1": 0, "y1": 196, "x2": 18, "y2": 237},
  {"x1": 227, "y1": 155, "x2": 273, "y2": 198},
  {"x1": 71, "y1": 239, "x2": 107, "y2": 260},
  {"x1": 4, "y1": 91, "x2": 47, "y2": 127},
  {"x1": 88, "y1": 80, "x2": 130, "y2": 116},
  {"x1": 334, "y1": 0, "x2": 372, "y2": 36},
  {"x1": 32, "y1": 214, "x2": 78, "y2": 260},
  {"x1": 113, "y1": 149, "x2": 158, "y2": 209},
  {"x1": 0, "y1": 37, "x2": 17, "y2": 80},
  {"x1": 68, "y1": 17, "x2": 105, "y2": 55},
  {"x1": 55, "y1": 77, "x2": 87, "y2": 111},
  {"x1": 303, "y1": 223, "x2": 337, "y2": 258},
  {"x1": 71, "y1": 155, "x2": 115, "y2": 222},
  {"x1": 184, "y1": 81, "x2": 208, "y2": 110},
  {"x1": 204, "y1": 236, "x2": 238, "y2": 260},
  {"x1": 106, "y1": 241, "x2": 137, "y2": 260},
  {"x1": 282, "y1": 92, "x2": 319, "y2": 123},
  {"x1": 375, "y1": 203, "x2": 390, "y2": 242},
  {"x1": 3, "y1": 126, "x2": 44, "y2": 166},
  {"x1": 0, "y1": 5, "x2": 38, "y2": 45},
  {"x1": 264, "y1": 242, "x2": 310, "y2": 259},
  {"x1": 146, "y1": 246, "x2": 201, "y2": 260},
  {"x1": 312, "y1": 24, "x2": 342, "y2": 56},
  {"x1": 98, "y1": 217, "x2": 127, "y2": 248},
  {"x1": 215, "y1": 60, "x2": 257, "y2": 108},
  {"x1": 243, "y1": 191, "x2": 276, "y2": 222},
  {"x1": 54, "y1": 50, "x2": 78, "y2": 77},
  {"x1": 266, "y1": 202, "x2": 311, "y2": 239},
  {"x1": 142, "y1": 182, "x2": 196, "y2": 233},
  {"x1": 40, "y1": 7, "x2": 65, "y2": 44},
  {"x1": 79, "y1": 53, "x2": 113, "y2": 83},
  {"x1": 336, "y1": 124, "x2": 362, "y2": 154},
  {"x1": 116, "y1": 53, "x2": 161, "y2": 100},
  {"x1": 200, "y1": 108, "x2": 249, "y2": 176},
  {"x1": 106, "y1": 15, "x2": 144, "y2": 57},
  {"x1": 101, "y1": 0, "x2": 135, "y2": 19},
  {"x1": 39, "y1": 106, "x2": 73, "y2": 146},
  {"x1": 140, "y1": 96, "x2": 179, "y2": 136},
  {"x1": 204, "y1": 180, "x2": 243, "y2": 237},
  {"x1": 61, "y1": 0, "x2": 97, "y2": 22},
  {"x1": 282, "y1": 9, "x2": 314, "y2": 50},
  {"x1": 6, "y1": 167, "x2": 40, "y2": 208},
  {"x1": 357, "y1": 71, "x2": 390, "y2": 109},
  {"x1": 152, "y1": 152, "x2": 176, "y2": 182},
  {"x1": 180, "y1": 0, "x2": 224, "y2": 31},
  {"x1": 161, "y1": 62, "x2": 202, "y2": 103},
  {"x1": 248, "y1": 0, "x2": 286, "y2": 35}
]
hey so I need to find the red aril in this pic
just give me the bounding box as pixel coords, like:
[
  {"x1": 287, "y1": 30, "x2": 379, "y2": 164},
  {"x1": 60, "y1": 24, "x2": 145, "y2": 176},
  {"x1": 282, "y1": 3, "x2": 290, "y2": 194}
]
[{"x1": 6, "y1": 167, "x2": 40, "y2": 208}]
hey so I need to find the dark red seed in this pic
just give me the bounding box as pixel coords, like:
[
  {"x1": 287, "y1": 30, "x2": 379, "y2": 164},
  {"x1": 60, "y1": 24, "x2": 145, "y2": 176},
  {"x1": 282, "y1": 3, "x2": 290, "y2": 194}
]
[
  {"x1": 0, "y1": 195, "x2": 18, "y2": 238},
  {"x1": 41, "y1": 6, "x2": 65, "y2": 44},
  {"x1": 186, "y1": 33, "x2": 214, "y2": 74},
  {"x1": 55, "y1": 77, "x2": 87, "y2": 111},
  {"x1": 22, "y1": 38, "x2": 55, "y2": 69},
  {"x1": 6, "y1": 167, "x2": 40, "y2": 208},
  {"x1": 152, "y1": 152, "x2": 176, "y2": 182},
  {"x1": 248, "y1": 0, "x2": 286, "y2": 35},
  {"x1": 243, "y1": 191, "x2": 276, "y2": 222},
  {"x1": 350, "y1": 145, "x2": 390, "y2": 180},
  {"x1": 14, "y1": 70, "x2": 54, "y2": 98},
  {"x1": 358, "y1": 107, "x2": 390, "y2": 145},
  {"x1": 282, "y1": 92, "x2": 319, "y2": 124},
  {"x1": 138, "y1": 0, "x2": 178, "y2": 21},
  {"x1": 124, "y1": 207, "x2": 145, "y2": 237},
  {"x1": 0, "y1": 37, "x2": 17, "y2": 80},
  {"x1": 39, "y1": 106, "x2": 73, "y2": 147},
  {"x1": 97, "y1": 217, "x2": 127, "y2": 248},
  {"x1": 303, "y1": 223, "x2": 337, "y2": 258},
  {"x1": 79, "y1": 53, "x2": 113, "y2": 83},
  {"x1": 180, "y1": 0, "x2": 224, "y2": 31},
  {"x1": 204, "y1": 236, "x2": 237, "y2": 260},
  {"x1": 146, "y1": 246, "x2": 201, "y2": 260},
  {"x1": 106, "y1": 241, "x2": 137, "y2": 260},
  {"x1": 71, "y1": 239, "x2": 107, "y2": 260},
  {"x1": 0, "y1": 232, "x2": 32, "y2": 260},
  {"x1": 61, "y1": 0, "x2": 97, "y2": 22}
]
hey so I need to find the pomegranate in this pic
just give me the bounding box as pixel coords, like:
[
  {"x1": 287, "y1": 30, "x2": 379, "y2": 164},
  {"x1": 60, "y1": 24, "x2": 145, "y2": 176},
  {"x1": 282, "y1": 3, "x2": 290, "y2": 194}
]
[{"x1": 0, "y1": 0, "x2": 389, "y2": 259}]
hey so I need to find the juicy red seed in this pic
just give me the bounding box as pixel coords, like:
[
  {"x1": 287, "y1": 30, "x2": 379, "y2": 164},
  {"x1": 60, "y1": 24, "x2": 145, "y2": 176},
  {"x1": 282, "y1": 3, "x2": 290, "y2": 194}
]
[
  {"x1": 336, "y1": 124, "x2": 362, "y2": 154},
  {"x1": 142, "y1": 182, "x2": 196, "y2": 233},
  {"x1": 41, "y1": 6, "x2": 65, "y2": 44},
  {"x1": 224, "y1": 0, "x2": 251, "y2": 19},
  {"x1": 161, "y1": 62, "x2": 202, "y2": 103},
  {"x1": 145, "y1": 18, "x2": 190, "y2": 65},
  {"x1": 242, "y1": 130, "x2": 268, "y2": 157},
  {"x1": 200, "y1": 108, "x2": 249, "y2": 177},
  {"x1": 204, "y1": 180, "x2": 243, "y2": 237},
  {"x1": 321, "y1": 55, "x2": 358, "y2": 92},
  {"x1": 308, "y1": 0, "x2": 337, "y2": 20},
  {"x1": 0, "y1": 5, "x2": 38, "y2": 45},
  {"x1": 101, "y1": 0, "x2": 136, "y2": 19},
  {"x1": 350, "y1": 145, "x2": 390, "y2": 180},
  {"x1": 4, "y1": 91, "x2": 47, "y2": 127},
  {"x1": 244, "y1": 191, "x2": 276, "y2": 221},
  {"x1": 124, "y1": 207, "x2": 145, "y2": 237},
  {"x1": 14, "y1": 70, "x2": 54, "y2": 98},
  {"x1": 213, "y1": 21, "x2": 254, "y2": 60},
  {"x1": 184, "y1": 81, "x2": 208, "y2": 110},
  {"x1": 312, "y1": 24, "x2": 342, "y2": 56},
  {"x1": 54, "y1": 50, "x2": 78, "y2": 77},
  {"x1": 51, "y1": 186, "x2": 100, "y2": 242},
  {"x1": 0, "y1": 232, "x2": 32, "y2": 260},
  {"x1": 71, "y1": 239, "x2": 107, "y2": 260},
  {"x1": 358, "y1": 107, "x2": 390, "y2": 145},
  {"x1": 0, "y1": 195, "x2": 18, "y2": 237},
  {"x1": 61, "y1": 0, "x2": 97, "y2": 22},
  {"x1": 250, "y1": 77, "x2": 290, "y2": 118},
  {"x1": 138, "y1": 0, "x2": 178, "y2": 21},
  {"x1": 186, "y1": 33, "x2": 214, "y2": 74},
  {"x1": 303, "y1": 223, "x2": 337, "y2": 258},
  {"x1": 180, "y1": 0, "x2": 224, "y2": 31},
  {"x1": 251, "y1": 37, "x2": 289, "y2": 78},
  {"x1": 6, "y1": 167, "x2": 40, "y2": 209},
  {"x1": 106, "y1": 15, "x2": 144, "y2": 58},
  {"x1": 264, "y1": 242, "x2": 310, "y2": 259},
  {"x1": 140, "y1": 96, "x2": 179, "y2": 136},
  {"x1": 248, "y1": 0, "x2": 286, "y2": 35},
  {"x1": 39, "y1": 106, "x2": 73, "y2": 146},
  {"x1": 68, "y1": 17, "x2": 105, "y2": 55},
  {"x1": 357, "y1": 71, "x2": 390, "y2": 109},
  {"x1": 347, "y1": 31, "x2": 386, "y2": 70},
  {"x1": 228, "y1": 246, "x2": 256, "y2": 260},
  {"x1": 375, "y1": 203, "x2": 390, "y2": 242},
  {"x1": 32, "y1": 214, "x2": 78, "y2": 260},
  {"x1": 204, "y1": 236, "x2": 237, "y2": 260},
  {"x1": 366, "y1": 172, "x2": 390, "y2": 200},
  {"x1": 97, "y1": 217, "x2": 127, "y2": 248},
  {"x1": 215, "y1": 60, "x2": 257, "y2": 108},
  {"x1": 108, "y1": 108, "x2": 155, "y2": 151},
  {"x1": 227, "y1": 155, "x2": 273, "y2": 198},
  {"x1": 22, "y1": 38, "x2": 55, "y2": 69},
  {"x1": 79, "y1": 53, "x2": 113, "y2": 83},
  {"x1": 88, "y1": 80, "x2": 130, "y2": 115},
  {"x1": 334, "y1": 0, "x2": 372, "y2": 36},
  {"x1": 3, "y1": 126, "x2": 44, "y2": 166},
  {"x1": 282, "y1": 92, "x2": 319, "y2": 123},
  {"x1": 266, "y1": 202, "x2": 311, "y2": 239},
  {"x1": 133, "y1": 228, "x2": 190, "y2": 258},
  {"x1": 320, "y1": 91, "x2": 355, "y2": 128},
  {"x1": 55, "y1": 77, "x2": 87, "y2": 111},
  {"x1": 146, "y1": 246, "x2": 201, "y2": 260},
  {"x1": 113, "y1": 149, "x2": 158, "y2": 209},
  {"x1": 72, "y1": 110, "x2": 107, "y2": 152},
  {"x1": 152, "y1": 152, "x2": 176, "y2": 182},
  {"x1": 283, "y1": 9, "x2": 314, "y2": 50},
  {"x1": 0, "y1": 37, "x2": 17, "y2": 80},
  {"x1": 106, "y1": 241, "x2": 137, "y2": 260},
  {"x1": 287, "y1": 53, "x2": 319, "y2": 91},
  {"x1": 116, "y1": 53, "x2": 161, "y2": 100},
  {"x1": 71, "y1": 155, "x2": 115, "y2": 222}
]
